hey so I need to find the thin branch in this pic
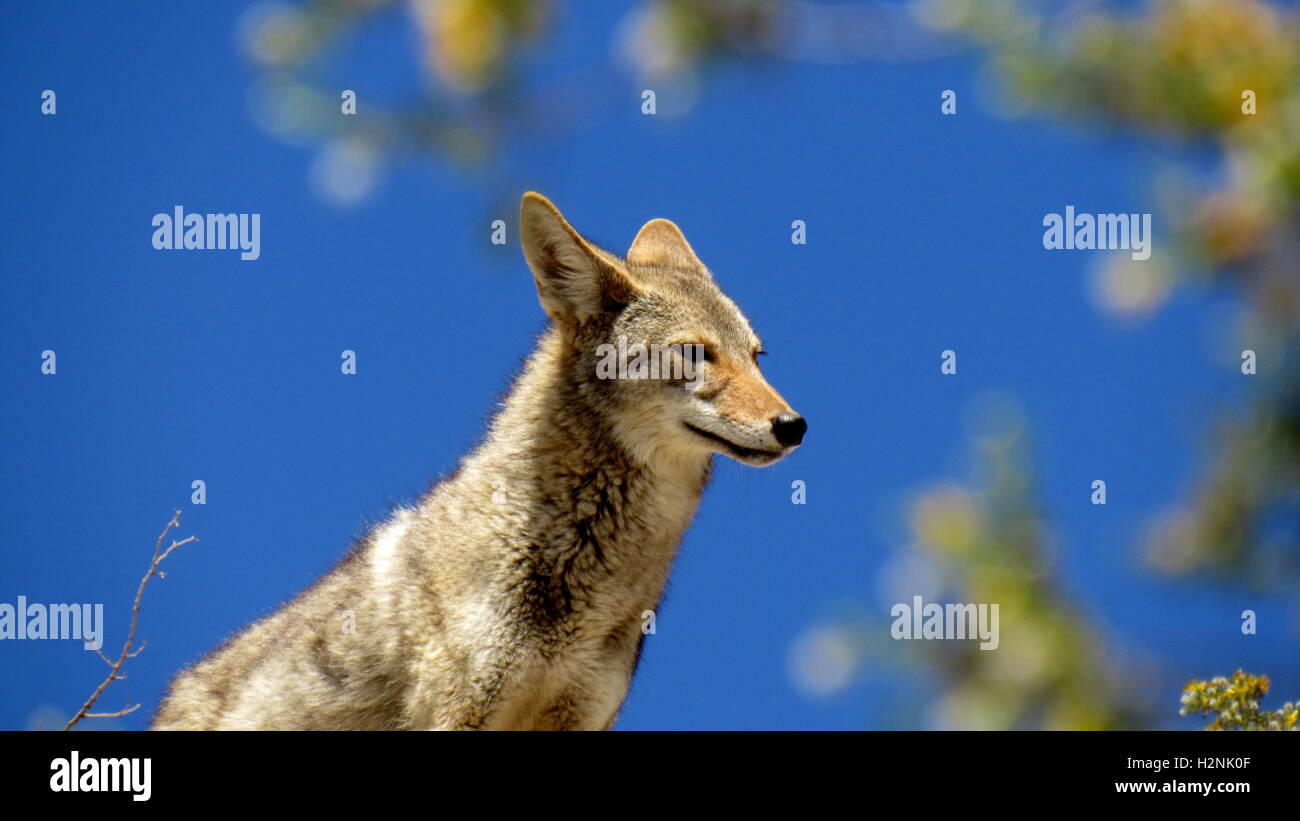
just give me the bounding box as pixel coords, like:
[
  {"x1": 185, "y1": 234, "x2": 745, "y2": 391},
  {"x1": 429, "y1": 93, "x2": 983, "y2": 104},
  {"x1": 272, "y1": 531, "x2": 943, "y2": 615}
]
[
  {"x1": 84, "y1": 704, "x2": 142, "y2": 720},
  {"x1": 63, "y1": 509, "x2": 197, "y2": 731}
]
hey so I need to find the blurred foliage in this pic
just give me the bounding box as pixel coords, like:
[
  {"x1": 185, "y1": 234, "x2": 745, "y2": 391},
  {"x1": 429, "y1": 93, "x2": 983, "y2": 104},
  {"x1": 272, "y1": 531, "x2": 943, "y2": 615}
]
[
  {"x1": 1181, "y1": 670, "x2": 1298, "y2": 730},
  {"x1": 410, "y1": 0, "x2": 548, "y2": 93},
  {"x1": 910, "y1": 0, "x2": 1300, "y2": 726},
  {"x1": 240, "y1": 0, "x2": 557, "y2": 206},
  {"x1": 920, "y1": 0, "x2": 1300, "y2": 589},
  {"x1": 789, "y1": 397, "x2": 1154, "y2": 729},
  {"x1": 240, "y1": 0, "x2": 951, "y2": 203},
  {"x1": 877, "y1": 405, "x2": 1151, "y2": 729}
]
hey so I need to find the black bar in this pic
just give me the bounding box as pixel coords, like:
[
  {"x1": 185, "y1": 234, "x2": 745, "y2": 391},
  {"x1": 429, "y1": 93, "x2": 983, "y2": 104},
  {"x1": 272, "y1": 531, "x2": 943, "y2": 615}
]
[{"x1": 2, "y1": 730, "x2": 1289, "y2": 806}]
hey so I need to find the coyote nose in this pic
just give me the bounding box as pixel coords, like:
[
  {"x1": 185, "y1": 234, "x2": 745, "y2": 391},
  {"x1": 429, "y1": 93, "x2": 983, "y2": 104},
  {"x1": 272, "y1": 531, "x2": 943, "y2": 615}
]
[{"x1": 771, "y1": 413, "x2": 807, "y2": 448}]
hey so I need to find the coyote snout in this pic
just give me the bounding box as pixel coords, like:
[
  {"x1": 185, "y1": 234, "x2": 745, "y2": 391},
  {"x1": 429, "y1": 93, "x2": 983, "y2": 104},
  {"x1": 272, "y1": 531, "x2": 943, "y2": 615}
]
[{"x1": 681, "y1": 359, "x2": 806, "y2": 466}]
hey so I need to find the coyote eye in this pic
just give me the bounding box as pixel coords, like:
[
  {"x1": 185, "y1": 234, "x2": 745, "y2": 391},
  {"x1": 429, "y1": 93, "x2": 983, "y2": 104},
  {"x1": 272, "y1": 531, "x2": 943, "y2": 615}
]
[{"x1": 681, "y1": 344, "x2": 710, "y2": 365}]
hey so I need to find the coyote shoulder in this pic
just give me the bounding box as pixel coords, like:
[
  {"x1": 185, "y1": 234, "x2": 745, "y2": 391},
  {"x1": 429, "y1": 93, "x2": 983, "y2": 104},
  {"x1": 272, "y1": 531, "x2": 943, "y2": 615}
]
[{"x1": 152, "y1": 193, "x2": 806, "y2": 730}]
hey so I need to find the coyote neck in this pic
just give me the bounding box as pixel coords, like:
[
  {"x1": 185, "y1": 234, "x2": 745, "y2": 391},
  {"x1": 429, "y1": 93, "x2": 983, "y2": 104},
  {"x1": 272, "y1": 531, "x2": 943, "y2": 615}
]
[{"x1": 421, "y1": 329, "x2": 711, "y2": 600}]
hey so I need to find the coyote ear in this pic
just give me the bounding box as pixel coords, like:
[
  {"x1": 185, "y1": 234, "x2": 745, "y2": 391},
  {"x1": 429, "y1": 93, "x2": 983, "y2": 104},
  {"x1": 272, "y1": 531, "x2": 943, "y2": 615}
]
[
  {"x1": 627, "y1": 218, "x2": 702, "y2": 270},
  {"x1": 520, "y1": 192, "x2": 640, "y2": 322}
]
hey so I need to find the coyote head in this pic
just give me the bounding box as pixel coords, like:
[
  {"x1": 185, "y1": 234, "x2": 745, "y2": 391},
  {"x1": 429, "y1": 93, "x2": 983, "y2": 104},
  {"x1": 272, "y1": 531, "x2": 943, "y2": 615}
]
[{"x1": 519, "y1": 192, "x2": 806, "y2": 468}]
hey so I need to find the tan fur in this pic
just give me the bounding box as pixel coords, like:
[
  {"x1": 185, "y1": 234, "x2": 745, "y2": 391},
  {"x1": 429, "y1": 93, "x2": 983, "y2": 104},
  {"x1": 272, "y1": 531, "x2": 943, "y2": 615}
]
[{"x1": 152, "y1": 193, "x2": 805, "y2": 730}]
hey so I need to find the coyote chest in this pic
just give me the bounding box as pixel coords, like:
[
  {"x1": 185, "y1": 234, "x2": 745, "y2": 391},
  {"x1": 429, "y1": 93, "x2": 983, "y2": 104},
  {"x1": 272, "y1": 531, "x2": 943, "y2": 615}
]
[
  {"x1": 405, "y1": 460, "x2": 702, "y2": 729},
  {"x1": 464, "y1": 596, "x2": 646, "y2": 731}
]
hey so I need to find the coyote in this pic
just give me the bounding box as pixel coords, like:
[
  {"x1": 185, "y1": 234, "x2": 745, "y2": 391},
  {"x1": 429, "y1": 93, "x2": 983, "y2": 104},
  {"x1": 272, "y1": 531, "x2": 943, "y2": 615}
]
[{"x1": 153, "y1": 193, "x2": 806, "y2": 730}]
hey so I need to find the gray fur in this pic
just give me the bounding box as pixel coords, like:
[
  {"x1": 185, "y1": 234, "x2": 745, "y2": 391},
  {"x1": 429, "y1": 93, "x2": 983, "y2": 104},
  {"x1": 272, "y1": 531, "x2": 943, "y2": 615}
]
[{"x1": 152, "y1": 194, "x2": 804, "y2": 730}]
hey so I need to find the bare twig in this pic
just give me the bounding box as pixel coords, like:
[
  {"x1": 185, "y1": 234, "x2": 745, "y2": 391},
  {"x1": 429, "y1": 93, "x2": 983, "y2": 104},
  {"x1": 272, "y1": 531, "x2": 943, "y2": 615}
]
[
  {"x1": 63, "y1": 509, "x2": 197, "y2": 731},
  {"x1": 84, "y1": 705, "x2": 142, "y2": 720}
]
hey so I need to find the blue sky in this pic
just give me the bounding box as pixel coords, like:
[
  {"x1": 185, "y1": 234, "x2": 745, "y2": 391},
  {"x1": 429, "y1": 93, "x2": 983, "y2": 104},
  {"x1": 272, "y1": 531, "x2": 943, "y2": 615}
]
[{"x1": 2, "y1": 1, "x2": 1294, "y2": 730}]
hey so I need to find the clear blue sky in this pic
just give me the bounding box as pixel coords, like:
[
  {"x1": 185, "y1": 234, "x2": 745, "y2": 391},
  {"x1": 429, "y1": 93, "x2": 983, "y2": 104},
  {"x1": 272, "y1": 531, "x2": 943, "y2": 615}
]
[{"x1": 2, "y1": 1, "x2": 1294, "y2": 730}]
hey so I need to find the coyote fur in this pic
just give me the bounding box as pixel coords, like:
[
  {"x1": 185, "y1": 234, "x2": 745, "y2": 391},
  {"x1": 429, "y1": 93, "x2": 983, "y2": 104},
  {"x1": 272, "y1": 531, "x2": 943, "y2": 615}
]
[{"x1": 153, "y1": 193, "x2": 806, "y2": 730}]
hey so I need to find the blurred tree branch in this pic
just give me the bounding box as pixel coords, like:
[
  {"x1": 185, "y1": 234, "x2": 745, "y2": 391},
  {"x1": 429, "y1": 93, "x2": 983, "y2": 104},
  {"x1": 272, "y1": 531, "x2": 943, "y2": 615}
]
[
  {"x1": 885, "y1": 408, "x2": 1152, "y2": 729},
  {"x1": 922, "y1": 0, "x2": 1300, "y2": 588}
]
